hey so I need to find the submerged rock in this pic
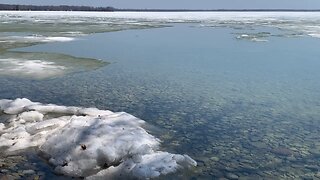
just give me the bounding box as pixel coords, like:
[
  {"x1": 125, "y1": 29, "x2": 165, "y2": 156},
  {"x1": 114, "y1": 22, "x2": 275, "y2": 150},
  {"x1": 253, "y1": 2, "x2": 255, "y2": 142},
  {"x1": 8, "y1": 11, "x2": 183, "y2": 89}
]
[
  {"x1": 22, "y1": 170, "x2": 35, "y2": 175},
  {"x1": 0, "y1": 98, "x2": 196, "y2": 179},
  {"x1": 270, "y1": 147, "x2": 294, "y2": 156},
  {"x1": 225, "y1": 173, "x2": 239, "y2": 180}
]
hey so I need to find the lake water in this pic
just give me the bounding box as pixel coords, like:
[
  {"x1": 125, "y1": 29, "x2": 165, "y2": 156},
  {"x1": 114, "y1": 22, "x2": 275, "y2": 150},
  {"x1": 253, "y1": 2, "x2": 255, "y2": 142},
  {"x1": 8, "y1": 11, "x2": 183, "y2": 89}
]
[{"x1": 1, "y1": 12, "x2": 320, "y2": 179}]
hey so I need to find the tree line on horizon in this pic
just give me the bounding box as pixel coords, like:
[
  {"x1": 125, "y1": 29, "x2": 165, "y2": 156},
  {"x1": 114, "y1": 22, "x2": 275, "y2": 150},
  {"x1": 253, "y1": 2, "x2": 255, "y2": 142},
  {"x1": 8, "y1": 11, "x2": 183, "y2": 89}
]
[
  {"x1": 0, "y1": 3, "x2": 320, "y2": 12},
  {"x1": 0, "y1": 4, "x2": 115, "y2": 11}
]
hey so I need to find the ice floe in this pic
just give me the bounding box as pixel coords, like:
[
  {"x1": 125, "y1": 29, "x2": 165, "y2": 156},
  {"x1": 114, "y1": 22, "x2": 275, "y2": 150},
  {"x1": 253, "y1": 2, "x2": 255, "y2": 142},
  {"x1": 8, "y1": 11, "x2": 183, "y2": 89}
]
[
  {"x1": 235, "y1": 32, "x2": 270, "y2": 42},
  {"x1": 0, "y1": 98, "x2": 196, "y2": 178},
  {"x1": 1, "y1": 11, "x2": 320, "y2": 20},
  {"x1": 0, "y1": 51, "x2": 107, "y2": 79},
  {"x1": 32, "y1": 36, "x2": 75, "y2": 42},
  {"x1": 2, "y1": 11, "x2": 320, "y2": 42},
  {"x1": 308, "y1": 33, "x2": 320, "y2": 38},
  {"x1": 0, "y1": 58, "x2": 66, "y2": 79},
  {"x1": 0, "y1": 35, "x2": 75, "y2": 44}
]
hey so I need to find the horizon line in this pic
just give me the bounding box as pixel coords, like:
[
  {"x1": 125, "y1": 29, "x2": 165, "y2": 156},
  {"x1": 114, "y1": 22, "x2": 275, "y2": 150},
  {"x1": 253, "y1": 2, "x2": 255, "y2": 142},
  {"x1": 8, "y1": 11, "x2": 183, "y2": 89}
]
[{"x1": 1, "y1": 3, "x2": 320, "y2": 12}]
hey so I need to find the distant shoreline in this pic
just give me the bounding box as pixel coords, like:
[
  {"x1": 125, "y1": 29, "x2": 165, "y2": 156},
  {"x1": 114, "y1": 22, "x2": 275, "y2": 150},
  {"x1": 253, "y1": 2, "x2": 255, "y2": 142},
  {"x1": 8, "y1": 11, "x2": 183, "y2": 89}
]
[
  {"x1": 0, "y1": 4, "x2": 320, "y2": 12},
  {"x1": 118, "y1": 9, "x2": 320, "y2": 12}
]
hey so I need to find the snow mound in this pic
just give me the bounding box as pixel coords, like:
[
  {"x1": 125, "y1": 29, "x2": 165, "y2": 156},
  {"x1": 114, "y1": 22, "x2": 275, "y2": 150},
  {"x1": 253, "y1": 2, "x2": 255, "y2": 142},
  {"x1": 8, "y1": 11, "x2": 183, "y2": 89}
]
[{"x1": 0, "y1": 98, "x2": 196, "y2": 178}]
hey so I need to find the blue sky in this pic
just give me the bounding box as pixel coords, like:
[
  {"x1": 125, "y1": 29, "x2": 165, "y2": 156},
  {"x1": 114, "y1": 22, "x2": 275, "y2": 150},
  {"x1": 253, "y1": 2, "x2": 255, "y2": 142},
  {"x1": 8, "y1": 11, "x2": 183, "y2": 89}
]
[{"x1": 1, "y1": 0, "x2": 320, "y2": 9}]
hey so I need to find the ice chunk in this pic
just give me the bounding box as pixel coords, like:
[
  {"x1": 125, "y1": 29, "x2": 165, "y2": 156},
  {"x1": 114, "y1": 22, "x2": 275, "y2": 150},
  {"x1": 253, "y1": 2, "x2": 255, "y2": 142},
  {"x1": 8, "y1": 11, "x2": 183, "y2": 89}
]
[
  {"x1": 0, "y1": 123, "x2": 5, "y2": 131},
  {"x1": 78, "y1": 108, "x2": 113, "y2": 116},
  {"x1": 41, "y1": 113, "x2": 160, "y2": 177},
  {"x1": 87, "y1": 152, "x2": 197, "y2": 179},
  {"x1": 19, "y1": 111, "x2": 44, "y2": 122},
  {"x1": 0, "y1": 98, "x2": 196, "y2": 178},
  {"x1": 28, "y1": 104, "x2": 80, "y2": 115},
  {"x1": 0, "y1": 98, "x2": 37, "y2": 114},
  {"x1": 308, "y1": 33, "x2": 320, "y2": 38},
  {"x1": 130, "y1": 153, "x2": 196, "y2": 178}
]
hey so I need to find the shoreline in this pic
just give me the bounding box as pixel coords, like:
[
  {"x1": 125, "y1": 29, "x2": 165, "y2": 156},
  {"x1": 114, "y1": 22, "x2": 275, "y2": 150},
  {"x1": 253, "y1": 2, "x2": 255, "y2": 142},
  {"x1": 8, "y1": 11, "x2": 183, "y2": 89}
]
[
  {"x1": 2, "y1": 11, "x2": 320, "y2": 19},
  {"x1": 0, "y1": 4, "x2": 320, "y2": 12}
]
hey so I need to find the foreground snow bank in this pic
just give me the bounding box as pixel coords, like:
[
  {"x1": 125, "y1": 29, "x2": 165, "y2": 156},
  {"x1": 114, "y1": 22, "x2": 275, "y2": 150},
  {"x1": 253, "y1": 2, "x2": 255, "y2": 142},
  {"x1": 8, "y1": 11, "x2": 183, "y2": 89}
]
[{"x1": 0, "y1": 98, "x2": 196, "y2": 178}]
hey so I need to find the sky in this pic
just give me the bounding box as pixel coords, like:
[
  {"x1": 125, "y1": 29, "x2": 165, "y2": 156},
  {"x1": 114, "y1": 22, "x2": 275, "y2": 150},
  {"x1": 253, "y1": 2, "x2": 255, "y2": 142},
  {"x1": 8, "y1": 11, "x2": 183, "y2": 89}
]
[{"x1": 1, "y1": 0, "x2": 320, "y2": 9}]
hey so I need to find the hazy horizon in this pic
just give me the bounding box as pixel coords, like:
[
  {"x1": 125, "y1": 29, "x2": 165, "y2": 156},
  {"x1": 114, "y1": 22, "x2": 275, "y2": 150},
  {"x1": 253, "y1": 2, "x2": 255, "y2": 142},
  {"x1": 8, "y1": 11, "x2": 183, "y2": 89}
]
[{"x1": 1, "y1": 0, "x2": 320, "y2": 9}]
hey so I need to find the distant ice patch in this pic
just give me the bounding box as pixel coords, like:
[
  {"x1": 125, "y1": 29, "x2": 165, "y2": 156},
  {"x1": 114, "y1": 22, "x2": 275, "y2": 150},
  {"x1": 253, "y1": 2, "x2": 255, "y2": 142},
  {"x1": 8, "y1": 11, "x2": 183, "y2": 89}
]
[
  {"x1": 308, "y1": 33, "x2": 320, "y2": 38},
  {"x1": 235, "y1": 33, "x2": 269, "y2": 42},
  {"x1": 37, "y1": 36, "x2": 75, "y2": 42},
  {"x1": 3, "y1": 35, "x2": 75, "y2": 43},
  {"x1": 0, "y1": 51, "x2": 107, "y2": 79},
  {"x1": 0, "y1": 98, "x2": 196, "y2": 178}
]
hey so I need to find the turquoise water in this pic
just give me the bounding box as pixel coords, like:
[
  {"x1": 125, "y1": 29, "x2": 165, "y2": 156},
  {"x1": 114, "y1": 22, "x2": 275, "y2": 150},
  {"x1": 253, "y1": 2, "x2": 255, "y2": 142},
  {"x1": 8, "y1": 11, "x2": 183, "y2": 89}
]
[{"x1": 2, "y1": 24, "x2": 320, "y2": 179}]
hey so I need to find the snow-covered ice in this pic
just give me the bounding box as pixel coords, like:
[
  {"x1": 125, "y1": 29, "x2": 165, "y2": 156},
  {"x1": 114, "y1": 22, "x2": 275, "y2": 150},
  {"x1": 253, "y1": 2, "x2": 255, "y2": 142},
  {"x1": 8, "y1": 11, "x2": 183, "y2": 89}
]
[
  {"x1": 1, "y1": 11, "x2": 320, "y2": 20},
  {"x1": 0, "y1": 35, "x2": 75, "y2": 44},
  {"x1": 29, "y1": 36, "x2": 75, "y2": 42},
  {"x1": 2, "y1": 11, "x2": 320, "y2": 40},
  {"x1": 0, "y1": 51, "x2": 107, "y2": 79},
  {"x1": 0, "y1": 98, "x2": 197, "y2": 178},
  {"x1": 0, "y1": 58, "x2": 66, "y2": 79}
]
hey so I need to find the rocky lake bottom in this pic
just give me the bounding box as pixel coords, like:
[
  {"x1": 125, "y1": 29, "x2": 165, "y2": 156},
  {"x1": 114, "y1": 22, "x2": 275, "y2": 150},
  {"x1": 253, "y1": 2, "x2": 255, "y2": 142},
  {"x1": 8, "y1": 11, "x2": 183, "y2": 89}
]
[{"x1": 1, "y1": 11, "x2": 320, "y2": 179}]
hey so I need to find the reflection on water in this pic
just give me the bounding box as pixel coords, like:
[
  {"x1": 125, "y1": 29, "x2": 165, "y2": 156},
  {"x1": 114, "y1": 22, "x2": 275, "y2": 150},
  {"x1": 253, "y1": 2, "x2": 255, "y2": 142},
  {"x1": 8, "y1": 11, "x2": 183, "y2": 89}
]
[{"x1": 1, "y1": 18, "x2": 320, "y2": 179}]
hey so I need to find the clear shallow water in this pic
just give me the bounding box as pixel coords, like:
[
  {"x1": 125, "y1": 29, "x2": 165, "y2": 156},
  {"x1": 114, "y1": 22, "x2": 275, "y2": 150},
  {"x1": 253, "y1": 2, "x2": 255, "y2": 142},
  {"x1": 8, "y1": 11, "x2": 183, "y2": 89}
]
[{"x1": 2, "y1": 23, "x2": 320, "y2": 179}]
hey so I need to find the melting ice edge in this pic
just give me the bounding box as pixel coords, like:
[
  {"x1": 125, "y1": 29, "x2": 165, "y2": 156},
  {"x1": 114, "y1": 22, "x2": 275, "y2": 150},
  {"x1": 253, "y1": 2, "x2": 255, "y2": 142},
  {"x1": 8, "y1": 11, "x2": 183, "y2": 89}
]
[{"x1": 0, "y1": 98, "x2": 196, "y2": 179}]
